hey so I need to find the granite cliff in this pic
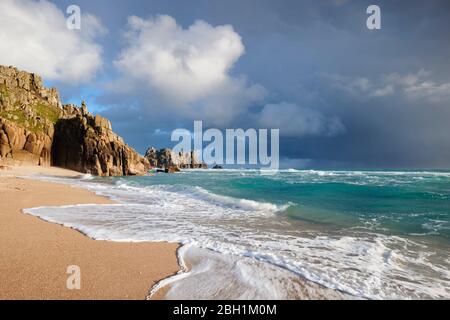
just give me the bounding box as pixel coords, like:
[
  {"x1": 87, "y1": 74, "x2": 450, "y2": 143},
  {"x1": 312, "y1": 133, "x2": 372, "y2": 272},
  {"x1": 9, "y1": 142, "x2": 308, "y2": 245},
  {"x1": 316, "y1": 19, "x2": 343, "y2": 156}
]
[
  {"x1": 0, "y1": 65, "x2": 149, "y2": 176},
  {"x1": 52, "y1": 102, "x2": 149, "y2": 176},
  {"x1": 0, "y1": 66, "x2": 60, "y2": 166}
]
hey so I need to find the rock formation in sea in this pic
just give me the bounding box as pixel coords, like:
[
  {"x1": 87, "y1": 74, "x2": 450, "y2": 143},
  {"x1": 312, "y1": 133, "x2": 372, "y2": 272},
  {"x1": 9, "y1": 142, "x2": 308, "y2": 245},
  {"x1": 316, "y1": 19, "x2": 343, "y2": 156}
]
[
  {"x1": 145, "y1": 147, "x2": 207, "y2": 170},
  {"x1": 0, "y1": 65, "x2": 149, "y2": 176}
]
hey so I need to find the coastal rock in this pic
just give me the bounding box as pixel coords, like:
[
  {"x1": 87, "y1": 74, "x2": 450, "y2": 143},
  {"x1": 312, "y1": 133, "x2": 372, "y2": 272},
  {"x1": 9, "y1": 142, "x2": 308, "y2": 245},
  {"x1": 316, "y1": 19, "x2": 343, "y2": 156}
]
[
  {"x1": 167, "y1": 166, "x2": 181, "y2": 173},
  {"x1": 145, "y1": 147, "x2": 207, "y2": 170},
  {"x1": 145, "y1": 147, "x2": 158, "y2": 167},
  {"x1": 0, "y1": 118, "x2": 53, "y2": 166},
  {"x1": 52, "y1": 103, "x2": 149, "y2": 176},
  {"x1": 94, "y1": 114, "x2": 111, "y2": 130},
  {"x1": 0, "y1": 66, "x2": 59, "y2": 166},
  {"x1": 0, "y1": 65, "x2": 148, "y2": 176}
]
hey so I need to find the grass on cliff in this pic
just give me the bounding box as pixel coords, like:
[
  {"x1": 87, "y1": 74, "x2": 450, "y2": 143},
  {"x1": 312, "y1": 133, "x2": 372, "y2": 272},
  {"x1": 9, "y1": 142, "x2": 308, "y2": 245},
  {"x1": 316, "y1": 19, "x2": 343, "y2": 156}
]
[
  {"x1": 35, "y1": 103, "x2": 60, "y2": 124},
  {"x1": 0, "y1": 82, "x2": 62, "y2": 133},
  {"x1": 0, "y1": 108, "x2": 29, "y2": 128},
  {"x1": 0, "y1": 84, "x2": 10, "y2": 104}
]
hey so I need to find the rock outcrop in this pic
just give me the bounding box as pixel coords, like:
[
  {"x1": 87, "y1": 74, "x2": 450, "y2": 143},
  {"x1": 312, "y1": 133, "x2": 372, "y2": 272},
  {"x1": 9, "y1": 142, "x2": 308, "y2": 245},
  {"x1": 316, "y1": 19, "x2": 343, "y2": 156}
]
[
  {"x1": 0, "y1": 65, "x2": 149, "y2": 176},
  {"x1": 145, "y1": 147, "x2": 207, "y2": 170},
  {"x1": 0, "y1": 66, "x2": 60, "y2": 166},
  {"x1": 52, "y1": 102, "x2": 149, "y2": 176}
]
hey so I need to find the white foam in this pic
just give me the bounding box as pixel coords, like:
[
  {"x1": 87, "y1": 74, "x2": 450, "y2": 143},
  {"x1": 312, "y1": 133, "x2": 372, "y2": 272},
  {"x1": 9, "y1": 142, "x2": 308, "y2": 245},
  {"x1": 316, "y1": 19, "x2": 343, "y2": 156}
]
[
  {"x1": 24, "y1": 201, "x2": 450, "y2": 299},
  {"x1": 153, "y1": 245, "x2": 353, "y2": 300},
  {"x1": 79, "y1": 174, "x2": 95, "y2": 180},
  {"x1": 190, "y1": 186, "x2": 289, "y2": 213},
  {"x1": 23, "y1": 173, "x2": 450, "y2": 300}
]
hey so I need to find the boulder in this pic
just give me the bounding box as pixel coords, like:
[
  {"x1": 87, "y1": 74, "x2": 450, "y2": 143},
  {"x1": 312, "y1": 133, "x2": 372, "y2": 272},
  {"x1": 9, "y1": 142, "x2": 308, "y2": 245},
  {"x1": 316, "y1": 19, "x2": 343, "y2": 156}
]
[
  {"x1": 94, "y1": 114, "x2": 111, "y2": 130},
  {"x1": 166, "y1": 166, "x2": 181, "y2": 173},
  {"x1": 4, "y1": 123, "x2": 26, "y2": 150}
]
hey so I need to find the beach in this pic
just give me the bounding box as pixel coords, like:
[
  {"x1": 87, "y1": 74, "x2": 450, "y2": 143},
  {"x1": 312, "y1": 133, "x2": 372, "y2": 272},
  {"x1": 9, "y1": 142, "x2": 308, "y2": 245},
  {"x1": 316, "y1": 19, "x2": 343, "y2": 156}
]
[
  {"x1": 1, "y1": 166, "x2": 449, "y2": 300},
  {"x1": 0, "y1": 166, "x2": 180, "y2": 300},
  {"x1": 27, "y1": 168, "x2": 445, "y2": 300}
]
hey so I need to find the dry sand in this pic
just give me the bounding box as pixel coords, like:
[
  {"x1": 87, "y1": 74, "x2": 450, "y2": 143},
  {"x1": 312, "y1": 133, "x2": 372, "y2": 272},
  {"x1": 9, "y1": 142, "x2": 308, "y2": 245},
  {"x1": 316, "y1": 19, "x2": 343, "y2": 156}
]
[{"x1": 0, "y1": 166, "x2": 180, "y2": 300}]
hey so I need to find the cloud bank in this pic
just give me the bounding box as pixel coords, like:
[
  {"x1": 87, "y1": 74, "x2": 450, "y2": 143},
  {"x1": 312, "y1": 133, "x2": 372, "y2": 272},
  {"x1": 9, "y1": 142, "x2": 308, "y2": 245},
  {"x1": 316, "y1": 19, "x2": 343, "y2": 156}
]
[
  {"x1": 324, "y1": 70, "x2": 450, "y2": 102},
  {"x1": 111, "y1": 14, "x2": 345, "y2": 139}
]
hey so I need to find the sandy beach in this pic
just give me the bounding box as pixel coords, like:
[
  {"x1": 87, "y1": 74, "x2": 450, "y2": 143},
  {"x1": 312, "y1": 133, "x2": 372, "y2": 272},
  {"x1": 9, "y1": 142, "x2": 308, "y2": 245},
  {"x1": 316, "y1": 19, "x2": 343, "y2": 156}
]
[{"x1": 0, "y1": 166, "x2": 180, "y2": 300}]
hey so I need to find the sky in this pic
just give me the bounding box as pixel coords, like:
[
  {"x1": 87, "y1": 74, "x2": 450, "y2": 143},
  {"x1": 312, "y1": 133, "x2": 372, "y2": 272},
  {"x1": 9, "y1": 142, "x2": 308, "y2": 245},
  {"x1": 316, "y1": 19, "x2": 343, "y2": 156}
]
[{"x1": 1, "y1": 0, "x2": 450, "y2": 168}]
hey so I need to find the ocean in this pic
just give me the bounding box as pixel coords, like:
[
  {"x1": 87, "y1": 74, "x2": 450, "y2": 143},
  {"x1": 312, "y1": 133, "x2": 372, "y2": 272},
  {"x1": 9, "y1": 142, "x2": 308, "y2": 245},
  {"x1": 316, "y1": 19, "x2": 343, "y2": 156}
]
[{"x1": 25, "y1": 169, "x2": 450, "y2": 299}]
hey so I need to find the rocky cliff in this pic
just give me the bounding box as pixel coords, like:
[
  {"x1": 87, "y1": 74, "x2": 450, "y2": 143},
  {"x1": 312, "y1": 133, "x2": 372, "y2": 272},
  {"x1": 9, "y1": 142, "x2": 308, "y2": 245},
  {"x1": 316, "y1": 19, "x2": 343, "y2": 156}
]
[
  {"x1": 52, "y1": 102, "x2": 149, "y2": 176},
  {"x1": 145, "y1": 147, "x2": 207, "y2": 170},
  {"x1": 0, "y1": 66, "x2": 60, "y2": 166},
  {"x1": 0, "y1": 65, "x2": 149, "y2": 176}
]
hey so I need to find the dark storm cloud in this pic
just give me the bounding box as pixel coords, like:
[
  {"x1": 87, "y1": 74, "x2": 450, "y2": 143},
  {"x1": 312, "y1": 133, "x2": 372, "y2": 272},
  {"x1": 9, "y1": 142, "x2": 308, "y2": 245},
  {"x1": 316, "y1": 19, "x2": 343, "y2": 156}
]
[{"x1": 50, "y1": 0, "x2": 450, "y2": 168}]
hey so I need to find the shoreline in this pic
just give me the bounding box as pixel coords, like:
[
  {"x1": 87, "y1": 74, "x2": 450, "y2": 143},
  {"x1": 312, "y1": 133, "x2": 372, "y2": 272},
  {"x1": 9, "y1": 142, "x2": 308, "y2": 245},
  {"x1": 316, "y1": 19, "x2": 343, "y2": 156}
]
[
  {"x1": 5, "y1": 166, "x2": 434, "y2": 299},
  {"x1": 148, "y1": 244, "x2": 192, "y2": 300},
  {"x1": 0, "y1": 166, "x2": 180, "y2": 300},
  {"x1": 4, "y1": 166, "x2": 354, "y2": 300}
]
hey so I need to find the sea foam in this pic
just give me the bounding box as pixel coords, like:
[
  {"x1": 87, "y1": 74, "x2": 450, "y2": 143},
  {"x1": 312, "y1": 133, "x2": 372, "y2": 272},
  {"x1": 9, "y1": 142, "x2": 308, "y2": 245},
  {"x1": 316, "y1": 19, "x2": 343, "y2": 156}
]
[{"x1": 23, "y1": 173, "x2": 450, "y2": 299}]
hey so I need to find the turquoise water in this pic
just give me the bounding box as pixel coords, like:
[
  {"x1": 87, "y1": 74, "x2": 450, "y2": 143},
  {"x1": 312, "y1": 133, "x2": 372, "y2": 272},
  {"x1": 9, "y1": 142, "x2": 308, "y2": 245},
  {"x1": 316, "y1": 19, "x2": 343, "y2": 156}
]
[
  {"x1": 129, "y1": 169, "x2": 450, "y2": 241},
  {"x1": 27, "y1": 169, "x2": 450, "y2": 299}
]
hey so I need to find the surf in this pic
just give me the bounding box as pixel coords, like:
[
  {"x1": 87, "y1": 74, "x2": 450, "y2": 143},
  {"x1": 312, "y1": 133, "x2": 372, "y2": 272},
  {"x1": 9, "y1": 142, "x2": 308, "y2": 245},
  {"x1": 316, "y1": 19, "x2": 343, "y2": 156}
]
[{"x1": 23, "y1": 170, "x2": 450, "y2": 299}]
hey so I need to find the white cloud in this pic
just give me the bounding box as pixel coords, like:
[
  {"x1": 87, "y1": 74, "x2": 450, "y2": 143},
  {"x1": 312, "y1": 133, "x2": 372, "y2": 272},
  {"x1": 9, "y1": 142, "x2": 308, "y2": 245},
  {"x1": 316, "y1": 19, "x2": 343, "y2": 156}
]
[
  {"x1": 0, "y1": 0, "x2": 105, "y2": 83},
  {"x1": 325, "y1": 69, "x2": 450, "y2": 102},
  {"x1": 111, "y1": 15, "x2": 344, "y2": 134},
  {"x1": 384, "y1": 69, "x2": 430, "y2": 87},
  {"x1": 386, "y1": 70, "x2": 450, "y2": 102},
  {"x1": 258, "y1": 102, "x2": 345, "y2": 137},
  {"x1": 373, "y1": 85, "x2": 394, "y2": 97},
  {"x1": 404, "y1": 82, "x2": 450, "y2": 102},
  {"x1": 323, "y1": 73, "x2": 373, "y2": 97},
  {"x1": 113, "y1": 15, "x2": 265, "y2": 125}
]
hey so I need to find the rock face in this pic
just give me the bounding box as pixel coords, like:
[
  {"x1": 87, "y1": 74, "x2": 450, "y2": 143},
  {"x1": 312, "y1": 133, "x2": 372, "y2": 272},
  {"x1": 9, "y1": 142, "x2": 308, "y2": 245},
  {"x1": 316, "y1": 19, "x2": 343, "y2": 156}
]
[
  {"x1": 52, "y1": 102, "x2": 149, "y2": 176},
  {"x1": 0, "y1": 66, "x2": 59, "y2": 166},
  {"x1": 145, "y1": 147, "x2": 207, "y2": 170},
  {"x1": 0, "y1": 65, "x2": 149, "y2": 176}
]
